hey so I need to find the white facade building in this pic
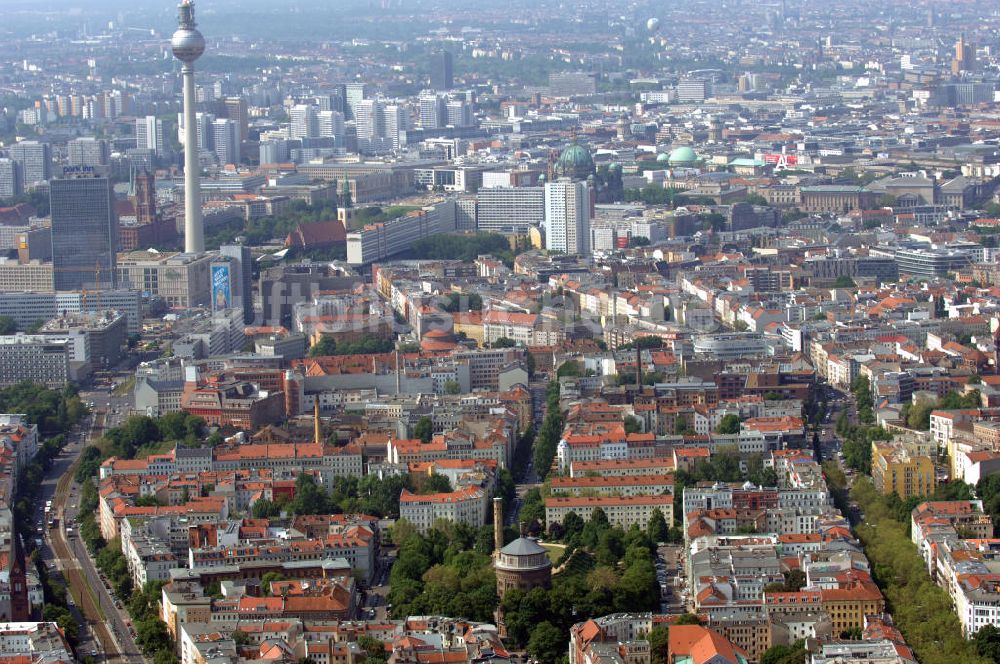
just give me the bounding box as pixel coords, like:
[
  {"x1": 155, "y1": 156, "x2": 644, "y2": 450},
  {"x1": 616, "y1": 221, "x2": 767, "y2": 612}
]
[
  {"x1": 399, "y1": 486, "x2": 487, "y2": 533},
  {"x1": 136, "y1": 115, "x2": 165, "y2": 154},
  {"x1": 545, "y1": 179, "x2": 591, "y2": 255}
]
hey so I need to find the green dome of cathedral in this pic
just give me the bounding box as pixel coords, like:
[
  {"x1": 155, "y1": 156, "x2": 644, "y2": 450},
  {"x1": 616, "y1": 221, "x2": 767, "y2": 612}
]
[
  {"x1": 668, "y1": 146, "x2": 698, "y2": 165},
  {"x1": 559, "y1": 144, "x2": 593, "y2": 168},
  {"x1": 556, "y1": 142, "x2": 596, "y2": 180}
]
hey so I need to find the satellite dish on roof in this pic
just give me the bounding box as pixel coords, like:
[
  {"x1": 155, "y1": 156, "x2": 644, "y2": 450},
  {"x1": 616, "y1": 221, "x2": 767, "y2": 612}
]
[{"x1": 646, "y1": 17, "x2": 660, "y2": 32}]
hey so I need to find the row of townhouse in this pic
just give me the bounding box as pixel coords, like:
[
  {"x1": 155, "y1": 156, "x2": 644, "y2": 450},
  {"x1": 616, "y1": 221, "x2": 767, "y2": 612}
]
[
  {"x1": 676, "y1": 448, "x2": 895, "y2": 659},
  {"x1": 548, "y1": 473, "x2": 674, "y2": 497},
  {"x1": 543, "y1": 494, "x2": 675, "y2": 530},
  {"x1": 166, "y1": 611, "x2": 507, "y2": 664},
  {"x1": 910, "y1": 500, "x2": 1000, "y2": 637},
  {"x1": 398, "y1": 485, "x2": 488, "y2": 534},
  {"x1": 385, "y1": 416, "x2": 515, "y2": 469},
  {"x1": 0, "y1": 414, "x2": 40, "y2": 620},
  {"x1": 101, "y1": 440, "x2": 365, "y2": 486},
  {"x1": 188, "y1": 524, "x2": 379, "y2": 584}
]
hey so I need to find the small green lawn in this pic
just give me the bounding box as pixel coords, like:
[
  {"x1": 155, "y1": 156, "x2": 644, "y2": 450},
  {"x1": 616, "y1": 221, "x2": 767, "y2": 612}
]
[
  {"x1": 135, "y1": 439, "x2": 176, "y2": 458},
  {"x1": 541, "y1": 543, "x2": 566, "y2": 561}
]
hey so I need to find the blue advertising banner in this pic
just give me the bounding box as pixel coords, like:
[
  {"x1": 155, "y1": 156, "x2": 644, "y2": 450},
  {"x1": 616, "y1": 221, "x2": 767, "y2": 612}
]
[{"x1": 212, "y1": 264, "x2": 232, "y2": 311}]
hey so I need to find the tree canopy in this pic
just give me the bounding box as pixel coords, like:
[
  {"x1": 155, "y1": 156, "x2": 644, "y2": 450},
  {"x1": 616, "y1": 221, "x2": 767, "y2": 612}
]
[
  {"x1": 0, "y1": 383, "x2": 86, "y2": 436},
  {"x1": 410, "y1": 232, "x2": 518, "y2": 264},
  {"x1": 288, "y1": 472, "x2": 415, "y2": 518},
  {"x1": 833, "y1": 276, "x2": 857, "y2": 289},
  {"x1": 414, "y1": 416, "x2": 434, "y2": 443},
  {"x1": 388, "y1": 521, "x2": 499, "y2": 623},
  {"x1": 533, "y1": 381, "x2": 563, "y2": 480},
  {"x1": 503, "y1": 510, "x2": 660, "y2": 659},
  {"x1": 205, "y1": 199, "x2": 340, "y2": 248},
  {"x1": 846, "y1": 475, "x2": 990, "y2": 664},
  {"x1": 900, "y1": 390, "x2": 980, "y2": 431},
  {"x1": 715, "y1": 414, "x2": 741, "y2": 434},
  {"x1": 309, "y1": 336, "x2": 395, "y2": 357}
]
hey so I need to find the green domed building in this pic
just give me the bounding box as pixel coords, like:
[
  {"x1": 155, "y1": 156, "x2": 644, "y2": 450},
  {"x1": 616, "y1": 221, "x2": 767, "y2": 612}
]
[
  {"x1": 667, "y1": 146, "x2": 698, "y2": 166},
  {"x1": 555, "y1": 142, "x2": 596, "y2": 180}
]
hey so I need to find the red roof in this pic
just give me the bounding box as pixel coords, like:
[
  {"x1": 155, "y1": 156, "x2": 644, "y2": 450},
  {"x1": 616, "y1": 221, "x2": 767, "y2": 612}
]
[
  {"x1": 669, "y1": 625, "x2": 748, "y2": 664},
  {"x1": 285, "y1": 220, "x2": 347, "y2": 248}
]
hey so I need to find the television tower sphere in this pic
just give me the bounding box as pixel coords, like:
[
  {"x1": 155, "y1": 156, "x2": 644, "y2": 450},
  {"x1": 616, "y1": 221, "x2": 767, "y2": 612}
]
[
  {"x1": 646, "y1": 17, "x2": 660, "y2": 32},
  {"x1": 172, "y1": 0, "x2": 205, "y2": 64}
]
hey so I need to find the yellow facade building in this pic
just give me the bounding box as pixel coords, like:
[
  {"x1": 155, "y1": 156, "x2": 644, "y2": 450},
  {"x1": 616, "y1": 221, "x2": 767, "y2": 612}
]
[
  {"x1": 452, "y1": 311, "x2": 484, "y2": 347},
  {"x1": 872, "y1": 440, "x2": 936, "y2": 499}
]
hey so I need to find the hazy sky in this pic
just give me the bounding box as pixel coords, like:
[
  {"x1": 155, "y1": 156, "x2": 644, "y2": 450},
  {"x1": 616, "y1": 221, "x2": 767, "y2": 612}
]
[{"x1": 1, "y1": 0, "x2": 602, "y2": 42}]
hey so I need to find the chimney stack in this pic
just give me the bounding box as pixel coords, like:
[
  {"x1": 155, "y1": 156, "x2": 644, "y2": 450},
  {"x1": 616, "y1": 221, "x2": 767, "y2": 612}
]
[
  {"x1": 636, "y1": 343, "x2": 642, "y2": 389},
  {"x1": 493, "y1": 497, "x2": 504, "y2": 554},
  {"x1": 395, "y1": 350, "x2": 401, "y2": 394},
  {"x1": 313, "y1": 400, "x2": 321, "y2": 445}
]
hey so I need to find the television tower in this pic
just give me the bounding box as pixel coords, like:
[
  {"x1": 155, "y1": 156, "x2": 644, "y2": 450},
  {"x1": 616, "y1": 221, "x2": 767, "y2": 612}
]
[{"x1": 172, "y1": 0, "x2": 206, "y2": 254}]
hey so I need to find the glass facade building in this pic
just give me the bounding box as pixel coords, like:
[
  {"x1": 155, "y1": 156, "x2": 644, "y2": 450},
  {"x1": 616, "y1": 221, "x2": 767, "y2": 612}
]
[{"x1": 50, "y1": 174, "x2": 118, "y2": 290}]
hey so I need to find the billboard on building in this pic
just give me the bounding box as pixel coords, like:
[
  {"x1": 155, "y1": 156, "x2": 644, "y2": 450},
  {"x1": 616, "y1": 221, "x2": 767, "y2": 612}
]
[
  {"x1": 763, "y1": 153, "x2": 799, "y2": 168},
  {"x1": 211, "y1": 264, "x2": 232, "y2": 311}
]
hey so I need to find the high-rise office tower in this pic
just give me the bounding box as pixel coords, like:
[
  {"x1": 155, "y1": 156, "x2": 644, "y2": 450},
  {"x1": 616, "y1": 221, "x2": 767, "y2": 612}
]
[
  {"x1": 318, "y1": 85, "x2": 346, "y2": 114},
  {"x1": 290, "y1": 104, "x2": 319, "y2": 140},
  {"x1": 211, "y1": 118, "x2": 240, "y2": 165},
  {"x1": 317, "y1": 110, "x2": 345, "y2": 142},
  {"x1": 195, "y1": 81, "x2": 223, "y2": 103},
  {"x1": 177, "y1": 112, "x2": 214, "y2": 152},
  {"x1": 952, "y1": 35, "x2": 976, "y2": 74},
  {"x1": 219, "y1": 243, "x2": 254, "y2": 323},
  {"x1": 419, "y1": 92, "x2": 447, "y2": 129},
  {"x1": 677, "y1": 78, "x2": 710, "y2": 102},
  {"x1": 54, "y1": 95, "x2": 70, "y2": 117},
  {"x1": 50, "y1": 174, "x2": 118, "y2": 290},
  {"x1": 477, "y1": 186, "x2": 544, "y2": 233},
  {"x1": 67, "y1": 137, "x2": 110, "y2": 167},
  {"x1": 134, "y1": 169, "x2": 157, "y2": 225},
  {"x1": 544, "y1": 179, "x2": 591, "y2": 256},
  {"x1": 9, "y1": 141, "x2": 52, "y2": 187},
  {"x1": 171, "y1": 0, "x2": 206, "y2": 254},
  {"x1": 345, "y1": 83, "x2": 369, "y2": 121},
  {"x1": 431, "y1": 50, "x2": 454, "y2": 90},
  {"x1": 259, "y1": 140, "x2": 290, "y2": 164},
  {"x1": 223, "y1": 96, "x2": 248, "y2": 142},
  {"x1": 0, "y1": 159, "x2": 22, "y2": 198},
  {"x1": 68, "y1": 95, "x2": 84, "y2": 117},
  {"x1": 447, "y1": 99, "x2": 474, "y2": 127},
  {"x1": 102, "y1": 90, "x2": 131, "y2": 119},
  {"x1": 381, "y1": 104, "x2": 407, "y2": 152},
  {"x1": 136, "y1": 115, "x2": 165, "y2": 155},
  {"x1": 354, "y1": 99, "x2": 383, "y2": 153}
]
